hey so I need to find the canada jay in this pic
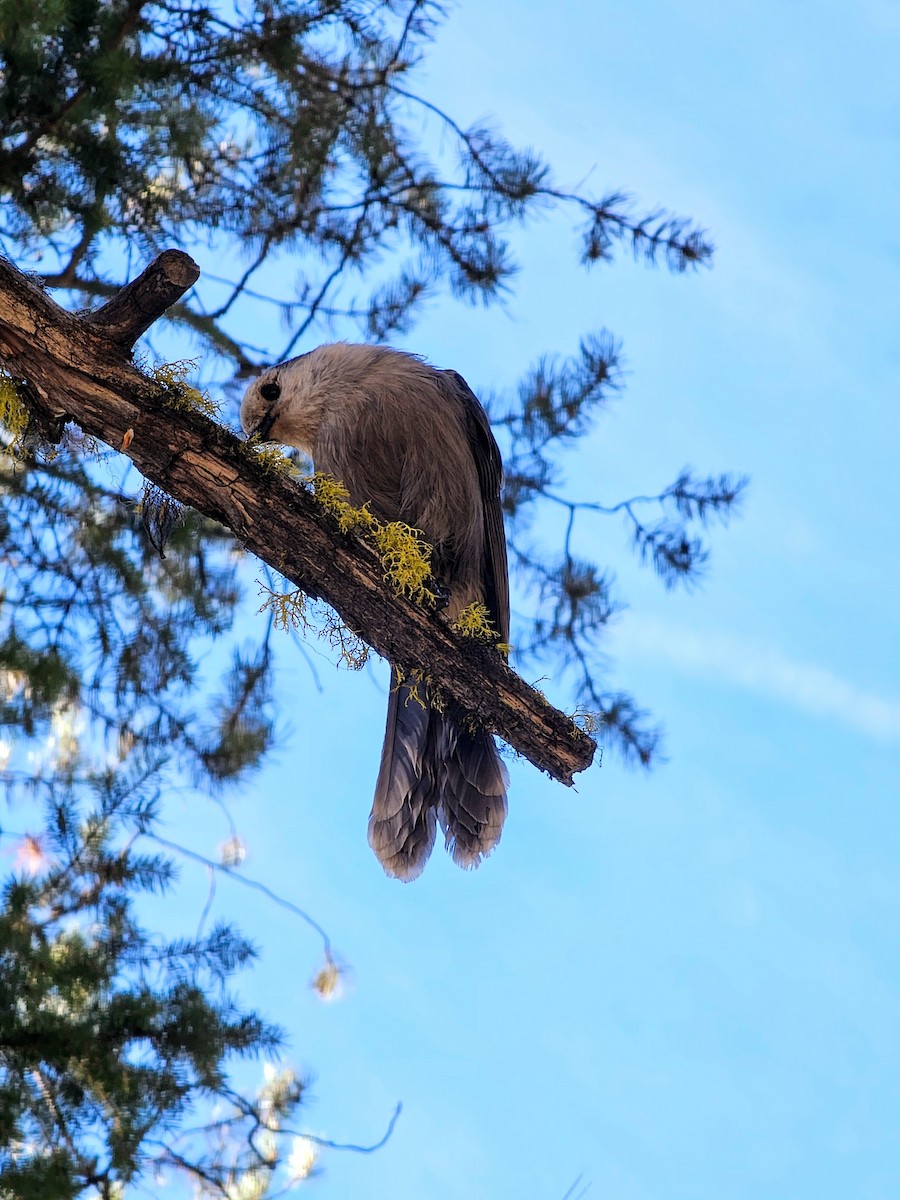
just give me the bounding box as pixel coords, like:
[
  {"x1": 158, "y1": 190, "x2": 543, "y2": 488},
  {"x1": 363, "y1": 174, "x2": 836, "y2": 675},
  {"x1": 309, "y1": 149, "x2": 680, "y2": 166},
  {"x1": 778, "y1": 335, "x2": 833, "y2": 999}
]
[{"x1": 240, "y1": 343, "x2": 509, "y2": 881}]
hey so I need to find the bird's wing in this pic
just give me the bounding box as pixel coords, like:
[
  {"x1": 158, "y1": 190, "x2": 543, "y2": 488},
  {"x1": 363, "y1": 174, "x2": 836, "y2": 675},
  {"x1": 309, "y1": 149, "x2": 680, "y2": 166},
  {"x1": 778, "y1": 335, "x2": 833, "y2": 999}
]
[{"x1": 442, "y1": 370, "x2": 510, "y2": 646}]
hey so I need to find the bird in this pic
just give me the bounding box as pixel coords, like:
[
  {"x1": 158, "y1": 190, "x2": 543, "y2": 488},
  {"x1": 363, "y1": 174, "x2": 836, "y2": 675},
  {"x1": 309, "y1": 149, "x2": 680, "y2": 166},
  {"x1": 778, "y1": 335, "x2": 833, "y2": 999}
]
[{"x1": 240, "y1": 343, "x2": 510, "y2": 881}]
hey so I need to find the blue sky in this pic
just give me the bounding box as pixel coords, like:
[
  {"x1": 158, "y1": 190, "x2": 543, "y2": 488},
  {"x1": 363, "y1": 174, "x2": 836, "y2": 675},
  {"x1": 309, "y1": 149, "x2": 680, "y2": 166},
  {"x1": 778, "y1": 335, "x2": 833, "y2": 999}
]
[{"x1": 156, "y1": 3, "x2": 900, "y2": 1197}]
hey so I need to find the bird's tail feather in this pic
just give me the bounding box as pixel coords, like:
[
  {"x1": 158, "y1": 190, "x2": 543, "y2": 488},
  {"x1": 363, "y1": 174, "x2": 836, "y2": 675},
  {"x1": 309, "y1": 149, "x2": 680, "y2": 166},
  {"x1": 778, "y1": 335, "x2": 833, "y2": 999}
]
[
  {"x1": 435, "y1": 712, "x2": 508, "y2": 869},
  {"x1": 368, "y1": 673, "x2": 437, "y2": 882},
  {"x1": 368, "y1": 672, "x2": 507, "y2": 881}
]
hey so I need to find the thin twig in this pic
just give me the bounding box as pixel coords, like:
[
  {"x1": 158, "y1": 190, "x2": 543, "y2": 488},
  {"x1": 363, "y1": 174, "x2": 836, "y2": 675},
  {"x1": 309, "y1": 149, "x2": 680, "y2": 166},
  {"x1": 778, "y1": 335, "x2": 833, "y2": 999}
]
[{"x1": 147, "y1": 832, "x2": 333, "y2": 956}]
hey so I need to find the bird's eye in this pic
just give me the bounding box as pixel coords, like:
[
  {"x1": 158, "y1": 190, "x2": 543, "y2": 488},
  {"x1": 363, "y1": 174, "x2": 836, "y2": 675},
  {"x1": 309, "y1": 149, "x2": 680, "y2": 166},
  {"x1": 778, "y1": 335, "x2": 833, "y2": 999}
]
[{"x1": 260, "y1": 380, "x2": 281, "y2": 403}]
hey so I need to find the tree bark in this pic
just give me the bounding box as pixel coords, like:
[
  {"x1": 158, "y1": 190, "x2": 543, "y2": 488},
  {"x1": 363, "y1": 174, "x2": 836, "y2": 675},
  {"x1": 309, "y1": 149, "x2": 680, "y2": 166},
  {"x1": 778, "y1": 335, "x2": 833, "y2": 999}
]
[
  {"x1": 83, "y1": 249, "x2": 201, "y2": 347},
  {"x1": 0, "y1": 252, "x2": 597, "y2": 784}
]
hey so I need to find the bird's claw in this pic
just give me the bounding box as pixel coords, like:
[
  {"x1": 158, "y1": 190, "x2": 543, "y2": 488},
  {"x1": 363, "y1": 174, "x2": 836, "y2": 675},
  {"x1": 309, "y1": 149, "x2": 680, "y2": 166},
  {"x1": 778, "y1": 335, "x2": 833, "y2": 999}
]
[{"x1": 433, "y1": 583, "x2": 452, "y2": 612}]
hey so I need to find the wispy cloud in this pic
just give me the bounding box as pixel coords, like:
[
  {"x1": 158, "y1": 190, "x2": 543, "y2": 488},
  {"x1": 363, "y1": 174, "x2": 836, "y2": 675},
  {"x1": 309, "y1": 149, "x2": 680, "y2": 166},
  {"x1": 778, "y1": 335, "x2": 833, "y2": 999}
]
[{"x1": 615, "y1": 617, "x2": 900, "y2": 744}]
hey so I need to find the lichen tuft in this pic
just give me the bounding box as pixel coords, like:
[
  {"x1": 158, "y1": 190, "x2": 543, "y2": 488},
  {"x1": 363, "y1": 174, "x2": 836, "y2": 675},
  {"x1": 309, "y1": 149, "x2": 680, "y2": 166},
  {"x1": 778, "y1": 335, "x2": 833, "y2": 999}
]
[
  {"x1": 258, "y1": 583, "x2": 308, "y2": 633},
  {"x1": 370, "y1": 520, "x2": 435, "y2": 604},
  {"x1": 246, "y1": 439, "x2": 297, "y2": 477},
  {"x1": 452, "y1": 602, "x2": 497, "y2": 640},
  {"x1": 145, "y1": 357, "x2": 219, "y2": 417},
  {"x1": 320, "y1": 613, "x2": 370, "y2": 670},
  {"x1": 311, "y1": 473, "x2": 435, "y2": 605},
  {"x1": 0, "y1": 372, "x2": 30, "y2": 443},
  {"x1": 571, "y1": 706, "x2": 601, "y2": 736}
]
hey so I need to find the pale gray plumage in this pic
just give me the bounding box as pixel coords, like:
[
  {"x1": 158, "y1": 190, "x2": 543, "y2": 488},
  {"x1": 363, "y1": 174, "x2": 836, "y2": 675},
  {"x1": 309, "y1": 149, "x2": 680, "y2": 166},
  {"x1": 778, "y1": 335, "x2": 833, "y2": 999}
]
[{"x1": 240, "y1": 343, "x2": 509, "y2": 881}]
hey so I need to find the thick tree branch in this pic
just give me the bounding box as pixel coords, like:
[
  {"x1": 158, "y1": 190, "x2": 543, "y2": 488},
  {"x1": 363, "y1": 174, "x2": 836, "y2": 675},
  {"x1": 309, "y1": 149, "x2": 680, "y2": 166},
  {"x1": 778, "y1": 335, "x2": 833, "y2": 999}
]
[
  {"x1": 82, "y1": 250, "x2": 201, "y2": 347},
  {"x1": 0, "y1": 252, "x2": 596, "y2": 784}
]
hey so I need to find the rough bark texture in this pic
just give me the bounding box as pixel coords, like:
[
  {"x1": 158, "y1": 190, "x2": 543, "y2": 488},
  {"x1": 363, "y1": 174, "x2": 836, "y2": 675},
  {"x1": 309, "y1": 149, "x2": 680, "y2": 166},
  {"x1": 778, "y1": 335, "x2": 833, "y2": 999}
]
[
  {"x1": 0, "y1": 252, "x2": 597, "y2": 784},
  {"x1": 83, "y1": 249, "x2": 201, "y2": 347}
]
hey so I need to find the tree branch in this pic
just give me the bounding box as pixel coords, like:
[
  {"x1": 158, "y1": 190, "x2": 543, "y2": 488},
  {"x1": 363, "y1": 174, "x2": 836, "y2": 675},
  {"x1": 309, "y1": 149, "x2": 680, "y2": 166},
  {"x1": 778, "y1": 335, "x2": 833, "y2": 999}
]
[
  {"x1": 0, "y1": 251, "x2": 596, "y2": 784},
  {"x1": 82, "y1": 249, "x2": 201, "y2": 348}
]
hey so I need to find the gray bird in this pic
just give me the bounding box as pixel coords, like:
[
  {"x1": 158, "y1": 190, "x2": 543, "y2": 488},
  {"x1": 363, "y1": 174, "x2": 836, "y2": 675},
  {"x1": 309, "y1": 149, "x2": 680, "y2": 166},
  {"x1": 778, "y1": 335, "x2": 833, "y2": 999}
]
[{"x1": 240, "y1": 343, "x2": 509, "y2": 881}]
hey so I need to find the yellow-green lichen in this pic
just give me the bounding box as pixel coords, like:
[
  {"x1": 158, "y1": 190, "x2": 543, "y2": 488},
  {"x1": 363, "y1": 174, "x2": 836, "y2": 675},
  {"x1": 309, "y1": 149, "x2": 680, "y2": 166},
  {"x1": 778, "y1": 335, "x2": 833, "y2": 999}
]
[
  {"x1": 145, "y1": 357, "x2": 220, "y2": 417},
  {"x1": 0, "y1": 373, "x2": 29, "y2": 443},
  {"x1": 311, "y1": 473, "x2": 352, "y2": 514},
  {"x1": 258, "y1": 582, "x2": 308, "y2": 633},
  {"x1": 245, "y1": 438, "x2": 297, "y2": 477},
  {"x1": 452, "y1": 602, "x2": 497, "y2": 641},
  {"x1": 311, "y1": 473, "x2": 436, "y2": 605},
  {"x1": 393, "y1": 664, "x2": 442, "y2": 712},
  {"x1": 311, "y1": 474, "x2": 374, "y2": 533},
  {"x1": 451, "y1": 602, "x2": 511, "y2": 658},
  {"x1": 258, "y1": 579, "x2": 370, "y2": 670},
  {"x1": 370, "y1": 520, "x2": 435, "y2": 604}
]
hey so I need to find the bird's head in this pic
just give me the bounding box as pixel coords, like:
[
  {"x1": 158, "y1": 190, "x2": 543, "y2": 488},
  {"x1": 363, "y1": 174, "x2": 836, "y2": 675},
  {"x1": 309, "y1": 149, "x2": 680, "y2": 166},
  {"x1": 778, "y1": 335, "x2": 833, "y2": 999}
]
[
  {"x1": 240, "y1": 352, "x2": 322, "y2": 454},
  {"x1": 241, "y1": 344, "x2": 382, "y2": 454}
]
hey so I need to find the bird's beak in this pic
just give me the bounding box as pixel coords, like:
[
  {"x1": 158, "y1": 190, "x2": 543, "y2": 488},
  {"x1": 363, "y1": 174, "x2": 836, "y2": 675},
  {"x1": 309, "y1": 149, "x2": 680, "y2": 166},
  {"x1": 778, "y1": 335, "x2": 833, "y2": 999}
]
[{"x1": 253, "y1": 410, "x2": 276, "y2": 441}]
